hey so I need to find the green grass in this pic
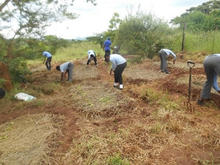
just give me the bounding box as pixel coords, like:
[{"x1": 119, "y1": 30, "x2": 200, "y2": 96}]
[
  {"x1": 141, "y1": 88, "x2": 181, "y2": 111},
  {"x1": 27, "y1": 41, "x2": 103, "y2": 65},
  {"x1": 106, "y1": 154, "x2": 130, "y2": 165},
  {"x1": 169, "y1": 30, "x2": 220, "y2": 54},
  {"x1": 53, "y1": 41, "x2": 103, "y2": 63}
]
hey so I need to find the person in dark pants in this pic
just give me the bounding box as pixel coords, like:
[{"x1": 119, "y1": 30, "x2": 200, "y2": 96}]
[
  {"x1": 105, "y1": 54, "x2": 127, "y2": 90},
  {"x1": 56, "y1": 62, "x2": 74, "y2": 82},
  {"x1": 158, "y1": 49, "x2": 176, "y2": 74},
  {"x1": 87, "y1": 50, "x2": 97, "y2": 65},
  {"x1": 103, "y1": 37, "x2": 112, "y2": 57},
  {"x1": 42, "y1": 51, "x2": 52, "y2": 70},
  {"x1": 0, "y1": 88, "x2": 5, "y2": 99},
  {"x1": 198, "y1": 54, "x2": 220, "y2": 105}
]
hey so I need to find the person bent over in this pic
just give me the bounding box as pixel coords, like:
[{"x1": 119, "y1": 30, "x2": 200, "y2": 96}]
[
  {"x1": 87, "y1": 50, "x2": 97, "y2": 65},
  {"x1": 42, "y1": 51, "x2": 52, "y2": 70},
  {"x1": 158, "y1": 49, "x2": 176, "y2": 74},
  {"x1": 105, "y1": 54, "x2": 127, "y2": 90},
  {"x1": 56, "y1": 62, "x2": 74, "y2": 82},
  {"x1": 198, "y1": 54, "x2": 220, "y2": 105}
]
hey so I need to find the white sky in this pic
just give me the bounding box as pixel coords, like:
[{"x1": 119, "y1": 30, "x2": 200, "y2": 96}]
[{"x1": 47, "y1": 0, "x2": 209, "y2": 39}]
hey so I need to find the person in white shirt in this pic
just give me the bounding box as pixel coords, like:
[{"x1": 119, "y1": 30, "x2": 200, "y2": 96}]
[
  {"x1": 56, "y1": 62, "x2": 74, "y2": 82},
  {"x1": 158, "y1": 49, "x2": 176, "y2": 74},
  {"x1": 105, "y1": 54, "x2": 127, "y2": 90},
  {"x1": 87, "y1": 50, "x2": 97, "y2": 65},
  {"x1": 198, "y1": 54, "x2": 220, "y2": 105}
]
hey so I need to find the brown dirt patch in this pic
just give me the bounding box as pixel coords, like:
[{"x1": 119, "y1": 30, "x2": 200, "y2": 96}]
[
  {"x1": 1, "y1": 57, "x2": 220, "y2": 164},
  {"x1": 125, "y1": 60, "x2": 166, "y2": 82},
  {"x1": 67, "y1": 80, "x2": 134, "y2": 118},
  {"x1": 0, "y1": 113, "x2": 60, "y2": 165},
  {"x1": 73, "y1": 62, "x2": 100, "y2": 82}
]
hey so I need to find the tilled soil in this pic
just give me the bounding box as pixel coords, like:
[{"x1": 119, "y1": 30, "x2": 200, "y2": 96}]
[{"x1": 0, "y1": 57, "x2": 219, "y2": 164}]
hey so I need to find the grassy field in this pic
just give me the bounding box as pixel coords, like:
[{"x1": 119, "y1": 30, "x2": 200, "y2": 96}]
[
  {"x1": 1, "y1": 33, "x2": 220, "y2": 164},
  {"x1": 27, "y1": 41, "x2": 104, "y2": 66}
]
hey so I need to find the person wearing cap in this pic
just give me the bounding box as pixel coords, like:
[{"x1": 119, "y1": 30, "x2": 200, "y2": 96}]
[
  {"x1": 0, "y1": 88, "x2": 5, "y2": 99},
  {"x1": 42, "y1": 51, "x2": 52, "y2": 70},
  {"x1": 56, "y1": 62, "x2": 74, "y2": 82},
  {"x1": 198, "y1": 54, "x2": 220, "y2": 105},
  {"x1": 103, "y1": 37, "x2": 112, "y2": 57},
  {"x1": 158, "y1": 48, "x2": 176, "y2": 74},
  {"x1": 87, "y1": 50, "x2": 97, "y2": 66},
  {"x1": 105, "y1": 54, "x2": 127, "y2": 90}
]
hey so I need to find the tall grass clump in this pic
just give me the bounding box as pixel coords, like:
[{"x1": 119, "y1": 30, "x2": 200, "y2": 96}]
[
  {"x1": 107, "y1": 153, "x2": 130, "y2": 165},
  {"x1": 184, "y1": 30, "x2": 220, "y2": 53},
  {"x1": 167, "y1": 30, "x2": 220, "y2": 53},
  {"x1": 54, "y1": 41, "x2": 103, "y2": 62}
]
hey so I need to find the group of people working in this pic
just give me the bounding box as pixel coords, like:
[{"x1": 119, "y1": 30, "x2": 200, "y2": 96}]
[
  {"x1": 34, "y1": 38, "x2": 220, "y2": 104},
  {"x1": 0, "y1": 38, "x2": 219, "y2": 105},
  {"x1": 157, "y1": 49, "x2": 220, "y2": 105},
  {"x1": 41, "y1": 38, "x2": 127, "y2": 90}
]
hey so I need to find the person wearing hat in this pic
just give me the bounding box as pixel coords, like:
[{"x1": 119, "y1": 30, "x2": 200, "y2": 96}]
[
  {"x1": 87, "y1": 50, "x2": 97, "y2": 66},
  {"x1": 56, "y1": 62, "x2": 74, "y2": 82},
  {"x1": 158, "y1": 48, "x2": 176, "y2": 74},
  {"x1": 42, "y1": 51, "x2": 52, "y2": 70},
  {"x1": 103, "y1": 37, "x2": 112, "y2": 57},
  {"x1": 198, "y1": 54, "x2": 220, "y2": 105},
  {"x1": 105, "y1": 54, "x2": 127, "y2": 90},
  {"x1": 0, "y1": 88, "x2": 5, "y2": 99}
]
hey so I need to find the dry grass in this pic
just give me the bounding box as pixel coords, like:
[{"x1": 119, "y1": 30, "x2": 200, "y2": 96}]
[
  {"x1": 1, "y1": 57, "x2": 220, "y2": 165},
  {"x1": 0, "y1": 113, "x2": 60, "y2": 165},
  {"x1": 67, "y1": 81, "x2": 133, "y2": 118},
  {"x1": 125, "y1": 60, "x2": 166, "y2": 81}
]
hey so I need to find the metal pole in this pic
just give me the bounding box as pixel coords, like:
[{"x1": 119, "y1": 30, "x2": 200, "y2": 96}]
[{"x1": 181, "y1": 23, "x2": 186, "y2": 51}]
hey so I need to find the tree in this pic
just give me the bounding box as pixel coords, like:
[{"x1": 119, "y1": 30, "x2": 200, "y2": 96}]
[
  {"x1": 108, "y1": 12, "x2": 122, "y2": 31},
  {"x1": 115, "y1": 12, "x2": 170, "y2": 58},
  {"x1": 0, "y1": 0, "x2": 96, "y2": 88},
  {"x1": 171, "y1": 0, "x2": 220, "y2": 31}
]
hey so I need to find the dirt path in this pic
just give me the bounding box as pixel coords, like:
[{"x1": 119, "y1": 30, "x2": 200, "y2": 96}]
[{"x1": 0, "y1": 57, "x2": 220, "y2": 164}]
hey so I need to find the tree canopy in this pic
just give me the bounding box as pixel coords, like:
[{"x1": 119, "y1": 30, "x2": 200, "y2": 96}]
[
  {"x1": 171, "y1": 0, "x2": 220, "y2": 31},
  {"x1": 0, "y1": 0, "x2": 96, "y2": 38}
]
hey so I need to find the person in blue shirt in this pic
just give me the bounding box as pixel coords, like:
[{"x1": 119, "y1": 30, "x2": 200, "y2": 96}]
[
  {"x1": 158, "y1": 49, "x2": 176, "y2": 74},
  {"x1": 198, "y1": 54, "x2": 220, "y2": 105},
  {"x1": 103, "y1": 37, "x2": 112, "y2": 57},
  {"x1": 42, "y1": 51, "x2": 52, "y2": 70},
  {"x1": 0, "y1": 88, "x2": 5, "y2": 99},
  {"x1": 87, "y1": 50, "x2": 97, "y2": 66},
  {"x1": 105, "y1": 54, "x2": 127, "y2": 90}
]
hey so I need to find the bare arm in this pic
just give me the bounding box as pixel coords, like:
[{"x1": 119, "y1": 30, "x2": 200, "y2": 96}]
[
  {"x1": 61, "y1": 72, "x2": 64, "y2": 81},
  {"x1": 110, "y1": 68, "x2": 113, "y2": 75},
  {"x1": 43, "y1": 57, "x2": 46, "y2": 64}
]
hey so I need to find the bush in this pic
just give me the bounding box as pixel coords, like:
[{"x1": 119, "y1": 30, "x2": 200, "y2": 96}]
[
  {"x1": 8, "y1": 57, "x2": 30, "y2": 83},
  {"x1": 115, "y1": 12, "x2": 171, "y2": 58}
]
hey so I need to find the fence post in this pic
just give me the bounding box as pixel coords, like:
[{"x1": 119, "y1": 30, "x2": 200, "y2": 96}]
[{"x1": 181, "y1": 23, "x2": 186, "y2": 51}]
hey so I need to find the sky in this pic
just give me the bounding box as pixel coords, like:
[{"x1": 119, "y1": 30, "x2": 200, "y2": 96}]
[{"x1": 46, "y1": 0, "x2": 209, "y2": 39}]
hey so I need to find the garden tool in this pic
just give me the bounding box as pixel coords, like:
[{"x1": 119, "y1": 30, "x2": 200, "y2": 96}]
[{"x1": 186, "y1": 60, "x2": 195, "y2": 110}]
